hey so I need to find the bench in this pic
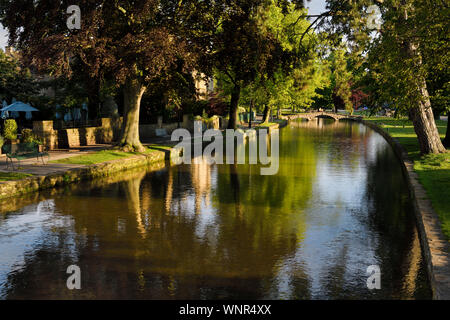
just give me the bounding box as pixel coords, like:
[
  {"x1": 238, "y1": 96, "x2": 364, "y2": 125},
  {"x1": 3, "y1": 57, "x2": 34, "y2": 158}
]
[{"x1": 2, "y1": 143, "x2": 49, "y2": 170}]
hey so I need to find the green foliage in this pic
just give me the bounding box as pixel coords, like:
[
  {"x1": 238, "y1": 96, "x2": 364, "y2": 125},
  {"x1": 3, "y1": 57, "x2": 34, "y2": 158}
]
[
  {"x1": 3, "y1": 119, "x2": 18, "y2": 140},
  {"x1": 21, "y1": 129, "x2": 42, "y2": 144},
  {"x1": 324, "y1": 0, "x2": 447, "y2": 153},
  {"x1": 330, "y1": 46, "x2": 353, "y2": 114},
  {"x1": 325, "y1": 0, "x2": 448, "y2": 116},
  {"x1": 0, "y1": 49, "x2": 38, "y2": 102},
  {"x1": 0, "y1": 135, "x2": 4, "y2": 148},
  {"x1": 227, "y1": 1, "x2": 329, "y2": 113}
]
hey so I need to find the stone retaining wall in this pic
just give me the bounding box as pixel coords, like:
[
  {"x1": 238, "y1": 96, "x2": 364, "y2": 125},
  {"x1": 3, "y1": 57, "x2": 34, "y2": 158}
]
[
  {"x1": 0, "y1": 148, "x2": 176, "y2": 201},
  {"x1": 360, "y1": 120, "x2": 450, "y2": 300},
  {"x1": 283, "y1": 116, "x2": 449, "y2": 299},
  {"x1": 33, "y1": 116, "x2": 225, "y2": 150}
]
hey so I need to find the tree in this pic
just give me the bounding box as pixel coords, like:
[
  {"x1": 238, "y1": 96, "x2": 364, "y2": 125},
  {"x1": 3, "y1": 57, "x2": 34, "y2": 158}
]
[
  {"x1": 0, "y1": 1, "x2": 211, "y2": 151},
  {"x1": 213, "y1": 0, "x2": 327, "y2": 126},
  {"x1": 330, "y1": 46, "x2": 352, "y2": 114},
  {"x1": 207, "y1": 0, "x2": 309, "y2": 129},
  {"x1": 0, "y1": 49, "x2": 37, "y2": 102},
  {"x1": 322, "y1": 0, "x2": 447, "y2": 154}
]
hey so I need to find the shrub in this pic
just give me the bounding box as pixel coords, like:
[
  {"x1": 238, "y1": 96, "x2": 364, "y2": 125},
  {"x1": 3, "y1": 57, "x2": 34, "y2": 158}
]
[
  {"x1": 3, "y1": 119, "x2": 18, "y2": 141},
  {"x1": 0, "y1": 135, "x2": 4, "y2": 148},
  {"x1": 21, "y1": 129, "x2": 42, "y2": 144}
]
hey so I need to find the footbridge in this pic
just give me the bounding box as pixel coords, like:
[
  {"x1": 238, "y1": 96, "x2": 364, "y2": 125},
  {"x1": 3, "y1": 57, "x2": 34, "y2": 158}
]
[{"x1": 280, "y1": 112, "x2": 362, "y2": 122}]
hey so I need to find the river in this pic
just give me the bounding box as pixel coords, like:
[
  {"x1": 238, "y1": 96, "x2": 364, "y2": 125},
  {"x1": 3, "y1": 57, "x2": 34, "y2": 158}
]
[{"x1": 0, "y1": 119, "x2": 431, "y2": 299}]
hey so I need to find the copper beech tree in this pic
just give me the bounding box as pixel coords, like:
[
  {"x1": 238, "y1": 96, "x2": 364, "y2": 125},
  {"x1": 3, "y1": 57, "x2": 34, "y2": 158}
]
[{"x1": 0, "y1": 0, "x2": 213, "y2": 151}]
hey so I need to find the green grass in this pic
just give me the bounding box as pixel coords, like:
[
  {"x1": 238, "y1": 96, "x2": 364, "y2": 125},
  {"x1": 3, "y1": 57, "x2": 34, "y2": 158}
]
[
  {"x1": 50, "y1": 146, "x2": 171, "y2": 165},
  {"x1": 414, "y1": 153, "x2": 450, "y2": 237},
  {"x1": 0, "y1": 171, "x2": 33, "y2": 181},
  {"x1": 365, "y1": 116, "x2": 450, "y2": 238},
  {"x1": 256, "y1": 122, "x2": 279, "y2": 128}
]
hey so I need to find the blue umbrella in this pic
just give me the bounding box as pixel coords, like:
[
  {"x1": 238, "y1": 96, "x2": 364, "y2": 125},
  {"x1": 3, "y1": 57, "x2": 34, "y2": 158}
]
[
  {"x1": 1, "y1": 101, "x2": 39, "y2": 112},
  {"x1": 1, "y1": 101, "x2": 39, "y2": 120}
]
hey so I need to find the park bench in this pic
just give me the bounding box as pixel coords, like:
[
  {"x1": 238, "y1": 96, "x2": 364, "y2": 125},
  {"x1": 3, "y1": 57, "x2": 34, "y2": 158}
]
[{"x1": 2, "y1": 142, "x2": 49, "y2": 170}]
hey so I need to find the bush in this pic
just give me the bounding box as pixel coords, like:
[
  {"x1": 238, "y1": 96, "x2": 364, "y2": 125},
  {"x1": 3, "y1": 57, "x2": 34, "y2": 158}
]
[
  {"x1": 21, "y1": 128, "x2": 42, "y2": 144},
  {"x1": 0, "y1": 135, "x2": 4, "y2": 148},
  {"x1": 3, "y1": 119, "x2": 18, "y2": 141}
]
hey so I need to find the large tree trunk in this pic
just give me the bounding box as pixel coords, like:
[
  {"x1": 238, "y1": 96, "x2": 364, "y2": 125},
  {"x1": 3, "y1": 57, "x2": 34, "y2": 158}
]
[
  {"x1": 119, "y1": 77, "x2": 146, "y2": 152},
  {"x1": 408, "y1": 80, "x2": 446, "y2": 154},
  {"x1": 227, "y1": 84, "x2": 241, "y2": 129},
  {"x1": 442, "y1": 117, "x2": 450, "y2": 148},
  {"x1": 262, "y1": 105, "x2": 271, "y2": 123},
  {"x1": 401, "y1": 6, "x2": 446, "y2": 154}
]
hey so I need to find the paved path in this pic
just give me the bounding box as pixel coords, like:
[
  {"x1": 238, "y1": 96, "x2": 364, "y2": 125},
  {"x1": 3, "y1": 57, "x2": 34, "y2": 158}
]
[
  {"x1": 0, "y1": 139, "x2": 177, "y2": 176},
  {"x1": 0, "y1": 144, "x2": 112, "y2": 176}
]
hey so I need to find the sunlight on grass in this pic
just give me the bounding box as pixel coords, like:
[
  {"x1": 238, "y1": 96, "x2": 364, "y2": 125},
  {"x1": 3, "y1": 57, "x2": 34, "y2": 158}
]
[
  {"x1": 256, "y1": 122, "x2": 279, "y2": 127},
  {"x1": 415, "y1": 153, "x2": 450, "y2": 237},
  {"x1": 0, "y1": 172, "x2": 33, "y2": 181},
  {"x1": 50, "y1": 147, "x2": 162, "y2": 165}
]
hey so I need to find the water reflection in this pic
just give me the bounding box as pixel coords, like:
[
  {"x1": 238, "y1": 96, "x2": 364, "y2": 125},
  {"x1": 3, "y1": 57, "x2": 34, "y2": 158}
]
[{"x1": 0, "y1": 119, "x2": 431, "y2": 299}]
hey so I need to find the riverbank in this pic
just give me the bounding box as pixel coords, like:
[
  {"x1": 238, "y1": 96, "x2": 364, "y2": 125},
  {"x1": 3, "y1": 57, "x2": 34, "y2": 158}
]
[
  {"x1": 362, "y1": 117, "x2": 450, "y2": 300},
  {"x1": 0, "y1": 121, "x2": 288, "y2": 199},
  {"x1": 0, "y1": 145, "x2": 176, "y2": 201},
  {"x1": 364, "y1": 118, "x2": 449, "y2": 238}
]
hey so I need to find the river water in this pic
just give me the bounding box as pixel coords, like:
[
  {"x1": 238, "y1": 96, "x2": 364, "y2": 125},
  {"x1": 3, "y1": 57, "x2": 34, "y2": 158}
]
[{"x1": 0, "y1": 119, "x2": 431, "y2": 299}]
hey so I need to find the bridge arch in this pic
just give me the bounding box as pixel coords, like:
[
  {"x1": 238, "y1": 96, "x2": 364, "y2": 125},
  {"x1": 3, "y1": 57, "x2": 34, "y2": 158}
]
[{"x1": 314, "y1": 114, "x2": 339, "y2": 121}]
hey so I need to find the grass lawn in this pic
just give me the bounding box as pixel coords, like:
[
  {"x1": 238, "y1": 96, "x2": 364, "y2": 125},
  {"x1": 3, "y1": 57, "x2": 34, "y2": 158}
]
[
  {"x1": 0, "y1": 171, "x2": 33, "y2": 181},
  {"x1": 365, "y1": 117, "x2": 450, "y2": 238},
  {"x1": 50, "y1": 145, "x2": 172, "y2": 166},
  {"x1": 255, "y1": 122, "x2": 279, "y2": 128}
]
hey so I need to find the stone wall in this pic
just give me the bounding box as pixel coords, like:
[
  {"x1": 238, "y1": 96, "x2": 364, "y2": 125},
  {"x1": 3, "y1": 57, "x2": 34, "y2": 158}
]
[
  {"x1": 34, "y1": 117, "x2": 122, "y2": 149},
  {"x1": 139, "y1": 122, "x2": 179, "y2": 140},
  {"x1": 0, "y1": 149, "x2": 175, "y2": 201},
  {"x1": 360, "y1": 120, "x2": 450, "y2": 300},
  {"x1": 33, "y1": 115, "x2": 227, "y2": 150},
  {"x1": 33, "y1": 120, "x2": 59, "y2": 150}
]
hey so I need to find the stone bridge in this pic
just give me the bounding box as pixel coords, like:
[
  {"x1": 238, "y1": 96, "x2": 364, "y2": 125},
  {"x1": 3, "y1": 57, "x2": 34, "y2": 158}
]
[{"x1": 280, "y1": 112, "x2": 362, "y2": 122}]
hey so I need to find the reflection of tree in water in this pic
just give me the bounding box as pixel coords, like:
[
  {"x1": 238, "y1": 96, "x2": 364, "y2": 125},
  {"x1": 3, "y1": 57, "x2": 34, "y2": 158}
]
[
  {"x1": 1, "y1": 121, "x2": 430, "y2": 299},
  {"x1": 3, "y1": 131, "x2": 317, "y2": 299},
  {"x1": 209, "y1": 126, "x2": 317, "y2": 298}
]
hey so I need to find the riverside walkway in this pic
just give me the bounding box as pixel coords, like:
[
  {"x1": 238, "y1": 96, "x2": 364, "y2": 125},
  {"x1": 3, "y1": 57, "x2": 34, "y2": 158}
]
[{"x1": 0, "y1": 145, "x2": 111, "y2": 176}]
